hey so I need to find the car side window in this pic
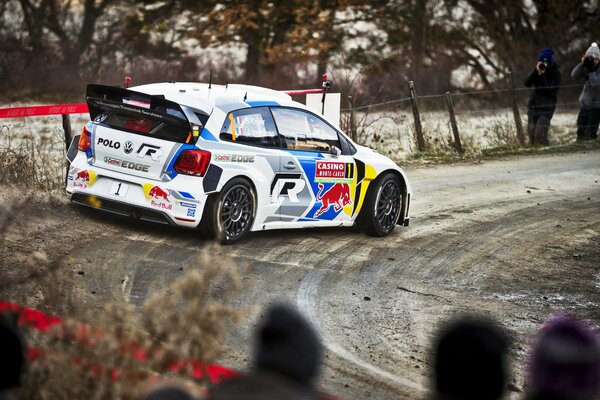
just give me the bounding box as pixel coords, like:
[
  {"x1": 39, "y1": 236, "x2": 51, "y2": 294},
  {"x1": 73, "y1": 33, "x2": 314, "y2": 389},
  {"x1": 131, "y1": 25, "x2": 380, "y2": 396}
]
[
  {"x1": 271, "y1": 108, "x2": 341, "y2": 153},
  {"x1": 220, "y1": 107, "x2": 279, "y2": 147}
]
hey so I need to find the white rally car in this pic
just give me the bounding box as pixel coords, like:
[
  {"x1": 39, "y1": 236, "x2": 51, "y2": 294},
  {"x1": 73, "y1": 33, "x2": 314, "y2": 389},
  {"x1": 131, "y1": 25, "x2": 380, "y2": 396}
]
[{"x1": 66, "y1": 82, "x2": 411, "y2": 244}]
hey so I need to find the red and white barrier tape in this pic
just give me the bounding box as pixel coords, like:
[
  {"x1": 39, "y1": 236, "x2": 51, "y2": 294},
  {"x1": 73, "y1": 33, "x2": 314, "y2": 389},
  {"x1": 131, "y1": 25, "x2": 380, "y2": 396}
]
[
  {"x1": 0, "y1": 88, "x2": 324, "y2": 119},
  {"x1": 0, "y1": 301, "x2": 239, "y2": 384},
  {"x1": 0, "y1": 104, "x2": 89, "y2": 118}
]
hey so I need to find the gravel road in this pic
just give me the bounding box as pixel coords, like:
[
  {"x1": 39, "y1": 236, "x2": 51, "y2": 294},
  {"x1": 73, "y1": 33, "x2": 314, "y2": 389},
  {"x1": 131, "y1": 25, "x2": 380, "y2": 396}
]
[{"x1": 1, "y1": 149, "x2": 599, "y2": 399}]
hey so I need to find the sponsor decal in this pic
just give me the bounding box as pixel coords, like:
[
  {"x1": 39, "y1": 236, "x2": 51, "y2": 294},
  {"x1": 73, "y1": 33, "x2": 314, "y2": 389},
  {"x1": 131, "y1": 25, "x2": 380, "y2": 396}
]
[
  {"x1": 178, "y1": 191, "x2": 195, "y2": 199},
  {"x1": 97, "y1": 137, "x2": 120, "y2": 149},
  {"x1": 179, "y1": 201, "x2": 197, "y2": 208},
  {"x1": 187, "y1": 209, "x2": 196, "y2": 217},
  {"x1": 124, "y1": 141, "x2": 134, "y2": 154},
  {"x1": 271, "y1": 174, "x2": 306, "y2": 204},
  {"x1": 104, "y1": 156, "x2": 121, "y2": 166},
  {"x1": 212, "y1": 154, "x2": 255, "y2": 163},
  {"x1": 313, "y1": 183, "x2": 352, "y2": 217},
  {"x1": 142, "y1": 184, "x2": 172, "y2": 210},
  {"x1": 94, "y1": 113, "x2": 108, "y2": 123},
  {"x1": 93, "y1": 100, "x2": 164, "y2": 120},
  {"x1": 315, "y1": 161, "x2": 353, "y2": 183},
  {"x1": 103, "y1": 156, "x2": 150, "y2": 172},
  {"x1": 73, "y1": 169, "x2": 97, "y2": 188},
  {"x1": 137, "y1": 144, "x2": 163, "y2": 162}
]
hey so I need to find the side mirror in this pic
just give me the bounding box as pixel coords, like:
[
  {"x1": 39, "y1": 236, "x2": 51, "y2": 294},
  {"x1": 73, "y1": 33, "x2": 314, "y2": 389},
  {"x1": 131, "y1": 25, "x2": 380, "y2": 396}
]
[{"x1": 330, "y1": 146, "x2": 342, "y2": 157}]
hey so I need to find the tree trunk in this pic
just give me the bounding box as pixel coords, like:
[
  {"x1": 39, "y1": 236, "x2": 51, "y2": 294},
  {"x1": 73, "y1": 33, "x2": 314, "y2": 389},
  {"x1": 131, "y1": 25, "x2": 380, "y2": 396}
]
[
  {"x1": 410, "y1": 0, "x2": 427, "y2": 90},
  {"x1": 244, "y1": 38, "x2": 262, "y2": 84}
]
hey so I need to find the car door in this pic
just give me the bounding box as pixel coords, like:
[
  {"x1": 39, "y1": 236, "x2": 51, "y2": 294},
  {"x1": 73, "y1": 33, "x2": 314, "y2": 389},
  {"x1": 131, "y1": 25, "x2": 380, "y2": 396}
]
[
  {"x1": 270, "y1": 107, "x2": 357, "y2": 223},
  {"x1": 218, "y1": 106, "x2": 287, "y2": 225}
]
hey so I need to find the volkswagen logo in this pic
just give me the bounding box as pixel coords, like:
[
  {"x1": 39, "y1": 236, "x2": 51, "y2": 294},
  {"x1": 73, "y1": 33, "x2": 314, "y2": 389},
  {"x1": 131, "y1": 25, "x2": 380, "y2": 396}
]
[{"x1": 124, "y1": 141, "x2": 134, "y2": 154}]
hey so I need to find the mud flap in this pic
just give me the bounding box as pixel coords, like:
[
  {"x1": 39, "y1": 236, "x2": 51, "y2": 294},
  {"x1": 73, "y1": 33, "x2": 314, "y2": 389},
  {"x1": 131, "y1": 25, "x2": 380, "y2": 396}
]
[{"x1": 66, "y1": 135, "x2": 80, "y2": 163}]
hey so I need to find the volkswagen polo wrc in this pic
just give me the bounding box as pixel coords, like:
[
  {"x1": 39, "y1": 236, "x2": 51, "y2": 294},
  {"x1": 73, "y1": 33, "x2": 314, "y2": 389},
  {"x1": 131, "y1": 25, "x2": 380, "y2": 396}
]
[{"x1": 66, "y1": 82, "x2": 411, "y2": 244}]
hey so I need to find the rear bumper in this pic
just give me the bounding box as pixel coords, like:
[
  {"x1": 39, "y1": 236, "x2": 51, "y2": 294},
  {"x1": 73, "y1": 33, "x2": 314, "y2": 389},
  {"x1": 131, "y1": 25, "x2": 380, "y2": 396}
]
[
  {"x1": 71, "y1": 193, "x2": 175, "y2": 226},
  {"x1": 67, "y1": 154, "x2": 205, "y2": 228}
]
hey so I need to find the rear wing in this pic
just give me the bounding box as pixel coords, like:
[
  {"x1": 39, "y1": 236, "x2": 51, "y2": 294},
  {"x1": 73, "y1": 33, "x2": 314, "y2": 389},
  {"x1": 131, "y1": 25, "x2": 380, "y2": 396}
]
[
  {"x1": 86, "y1": 84, "x2": 197, "y2": 143},
  {"x1": 87, "y1": 84, "x2": 190, "y2": 126}
]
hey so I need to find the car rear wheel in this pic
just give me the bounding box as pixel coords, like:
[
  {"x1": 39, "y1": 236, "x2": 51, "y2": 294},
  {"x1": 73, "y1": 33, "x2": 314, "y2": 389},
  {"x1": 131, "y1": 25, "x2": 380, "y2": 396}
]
[
  {"x1": 201, "y1": 178, "x2": 256, "y2": 244},
  {"x1": 357, "y1": 173, "x2": 402, "y2": 237}
]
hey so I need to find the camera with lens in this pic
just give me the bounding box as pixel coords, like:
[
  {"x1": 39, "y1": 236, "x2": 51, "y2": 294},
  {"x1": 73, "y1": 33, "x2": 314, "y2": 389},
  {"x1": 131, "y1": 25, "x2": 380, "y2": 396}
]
[
  {"x1": 583, "y1": 55, "x2": 596, "y2": 70},
  {"x1": 539, "y1": 58, "x2": 548, "y2": 71}
]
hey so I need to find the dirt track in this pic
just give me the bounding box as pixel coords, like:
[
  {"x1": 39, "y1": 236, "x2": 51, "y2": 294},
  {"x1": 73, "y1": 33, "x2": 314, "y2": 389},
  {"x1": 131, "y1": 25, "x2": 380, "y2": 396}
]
[{"x1": 1, "y1": 150, "x2": 599, "y2": 399}]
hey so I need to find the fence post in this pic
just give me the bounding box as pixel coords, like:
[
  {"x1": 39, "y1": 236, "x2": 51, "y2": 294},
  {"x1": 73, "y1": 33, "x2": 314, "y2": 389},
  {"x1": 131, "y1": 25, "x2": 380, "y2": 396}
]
[
  {"x1": 62, "y1": 114, "x2": 72, "y2": 152},
  {"x1": 348, "y1": 95, "x2": 357, "y2": 143},
  {"x1": 445, "y1": 92, "x2": 463, "y2": 154},
  {"x1": 62, "y1": 114, "x2": 72, "y2": 180},
  {"x1": 408, "y1": 81, "x2": 426, "y2": 151},
  {"x1": 508, "y1": 71, "x2": 526, "y2": 146}
]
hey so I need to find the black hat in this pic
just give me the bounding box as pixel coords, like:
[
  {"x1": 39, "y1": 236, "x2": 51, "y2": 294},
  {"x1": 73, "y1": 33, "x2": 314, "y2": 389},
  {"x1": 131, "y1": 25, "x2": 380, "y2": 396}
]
[
  {"x1": 0, "y1": 312, "x2": 25, "y2": 390},
  {"x1": 253, "y1": 303, "x2": 322, "y2": 386},
  {"x1": 434, "y1": 316, "x2": 508, "y2": 400}
]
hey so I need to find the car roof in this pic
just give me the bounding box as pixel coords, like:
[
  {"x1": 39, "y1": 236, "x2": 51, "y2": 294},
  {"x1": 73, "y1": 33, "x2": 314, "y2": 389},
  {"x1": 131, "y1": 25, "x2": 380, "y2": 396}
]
[{"x1": 130, "y1": 82, "x2": 307, "y2": 114}]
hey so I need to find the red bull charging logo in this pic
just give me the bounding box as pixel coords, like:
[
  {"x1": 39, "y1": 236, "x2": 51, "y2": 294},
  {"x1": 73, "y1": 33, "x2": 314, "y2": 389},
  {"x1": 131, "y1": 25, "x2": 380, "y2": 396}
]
[
  {"x1": 75, "y1": 170, "x2": 90, "y2": 182},
  {"x1": 149, "y1": 186, "x2": 170, "y2": 202},
  {"x1": 72, "y1": 169, "x2": 96, "y2": 188},
  {"x1": 314, "y1": 183, "x2": 352, "y2": 217},
  {"x1": 143, "y1": 184, "x2": 172, "y2": 210}
]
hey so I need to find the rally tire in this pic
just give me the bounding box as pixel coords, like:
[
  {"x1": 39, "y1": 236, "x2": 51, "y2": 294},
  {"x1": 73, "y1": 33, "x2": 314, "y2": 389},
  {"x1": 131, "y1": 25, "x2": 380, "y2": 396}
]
[
  {"x1": 357, "y1": 173, "x2": 402, "y2": 237},
  {"x1": 200, "y1": 178, "x2": 256, "y2": 245}
]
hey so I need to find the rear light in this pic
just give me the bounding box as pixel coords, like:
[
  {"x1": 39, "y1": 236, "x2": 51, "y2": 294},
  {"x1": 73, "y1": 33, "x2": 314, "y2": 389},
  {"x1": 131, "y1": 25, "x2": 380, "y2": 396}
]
[
  {"x1": 78, "y1": 125, "x2": 91, "y2": 152},
  {"x1": 173, "y1": 149, "x2": 211, "y2": 177}
]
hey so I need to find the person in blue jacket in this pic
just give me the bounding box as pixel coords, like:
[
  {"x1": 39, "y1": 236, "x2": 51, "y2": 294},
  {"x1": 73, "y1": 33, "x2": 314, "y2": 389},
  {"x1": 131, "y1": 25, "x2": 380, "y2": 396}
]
[
  {"x1": 525, "y1": 48, "x2": 561, "y2": 145},
  {"x1": 571, "y1": 42, "x2": 600, "y2": 141}
]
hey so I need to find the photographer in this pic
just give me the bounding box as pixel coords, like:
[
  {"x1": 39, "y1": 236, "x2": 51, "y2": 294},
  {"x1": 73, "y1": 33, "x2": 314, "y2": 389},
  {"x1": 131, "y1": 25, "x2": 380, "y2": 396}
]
[
  {"x1": 524, "y1": 49, "x2": 561, "y2": 145},
  {"x1": 571, "y1": 42, "x2": 600, "y2": 141}
]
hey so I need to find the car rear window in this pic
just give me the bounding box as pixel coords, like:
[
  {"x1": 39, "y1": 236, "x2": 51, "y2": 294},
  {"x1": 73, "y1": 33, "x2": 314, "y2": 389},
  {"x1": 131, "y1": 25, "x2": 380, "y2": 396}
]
[{"x1": 96, "y1": 112, "x2": 194, "y2": 143}]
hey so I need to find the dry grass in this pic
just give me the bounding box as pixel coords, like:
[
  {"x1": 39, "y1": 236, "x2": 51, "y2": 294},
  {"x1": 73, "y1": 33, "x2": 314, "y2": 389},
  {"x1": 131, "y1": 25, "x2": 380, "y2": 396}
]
[
  {"x1": 0, "y1": 119, "x2": 67, "y2": 191},
  {"x1": 20, "y1": 247, "x2": 241, "y2": 399},
  {"x1": 16, "y1": 248, "x2": 243, "y2": 400},
  {"x1": 0, "y1": 197, "x2": 245, "y2": 399}
]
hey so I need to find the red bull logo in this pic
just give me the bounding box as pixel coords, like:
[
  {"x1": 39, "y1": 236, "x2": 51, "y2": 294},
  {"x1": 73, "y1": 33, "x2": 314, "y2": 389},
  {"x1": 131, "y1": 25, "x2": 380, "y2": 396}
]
[
  {"x1": 314, "y1": 183, "x2": 352, "y2": 217},
  {"x1": 149, "y1": 186, "x2": 170, "y2": 202},
  {"x1": 76, "y1": 170, "x2": 90, "y2": 182}
]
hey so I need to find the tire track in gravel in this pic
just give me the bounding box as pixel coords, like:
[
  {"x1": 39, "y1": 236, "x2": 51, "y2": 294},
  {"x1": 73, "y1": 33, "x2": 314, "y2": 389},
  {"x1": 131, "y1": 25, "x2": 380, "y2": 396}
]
[
  {"x1": 49, "y1": 150, "x2": 600, "y2": 400},
  {"x1": 294, "y1": 197, "x2": 600, "y2": 399}
]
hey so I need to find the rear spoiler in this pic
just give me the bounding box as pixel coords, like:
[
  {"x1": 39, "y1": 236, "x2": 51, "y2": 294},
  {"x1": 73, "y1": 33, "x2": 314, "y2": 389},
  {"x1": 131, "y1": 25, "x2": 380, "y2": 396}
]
[{"x1": 86, "y1": 84, "x2": 190, "y2": 129}]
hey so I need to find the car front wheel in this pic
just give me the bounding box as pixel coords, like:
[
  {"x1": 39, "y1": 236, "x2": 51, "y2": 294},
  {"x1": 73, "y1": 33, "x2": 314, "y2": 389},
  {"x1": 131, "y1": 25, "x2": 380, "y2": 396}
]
[
  {"x1": 357, "y1": 173, "x2": 402, "y2": 237},
  {"x1": 201, "y1": 178, "x2": 256, "y2": 244}
]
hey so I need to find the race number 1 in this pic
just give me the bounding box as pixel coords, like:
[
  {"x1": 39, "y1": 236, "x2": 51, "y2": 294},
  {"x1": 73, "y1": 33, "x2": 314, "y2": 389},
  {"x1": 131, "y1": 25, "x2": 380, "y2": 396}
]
[{"x1": 110, "y1": 181, "x2": 129, "y2": 197}]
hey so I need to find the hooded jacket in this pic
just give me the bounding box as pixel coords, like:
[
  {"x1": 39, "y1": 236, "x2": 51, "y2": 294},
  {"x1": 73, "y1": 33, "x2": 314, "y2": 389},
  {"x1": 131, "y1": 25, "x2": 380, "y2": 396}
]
[
  {"x1": 571, "y1": 63, "x2": 600, "y2": 109},
  {"x1": 524, "y1": 63, "x2": 561, "y2": 113}
]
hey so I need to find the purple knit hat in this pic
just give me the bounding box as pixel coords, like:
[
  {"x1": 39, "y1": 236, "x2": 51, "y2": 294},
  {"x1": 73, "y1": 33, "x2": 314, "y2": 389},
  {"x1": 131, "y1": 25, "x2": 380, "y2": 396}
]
[{"x1": 527, "y1": 313, "x2": 600, "y2": 399}]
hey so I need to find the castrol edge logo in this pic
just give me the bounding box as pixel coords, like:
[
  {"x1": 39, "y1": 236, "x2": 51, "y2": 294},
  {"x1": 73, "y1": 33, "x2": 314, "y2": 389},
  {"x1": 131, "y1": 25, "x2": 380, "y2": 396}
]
[{"x1": 315, "y1": 161, "x2": 354, "y2": 183}]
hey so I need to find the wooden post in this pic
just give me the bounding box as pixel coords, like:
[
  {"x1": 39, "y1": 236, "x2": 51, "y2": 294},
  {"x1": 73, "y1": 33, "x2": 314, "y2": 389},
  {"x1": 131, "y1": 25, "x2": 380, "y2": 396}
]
[
  {"x1": 62, "y1": 114, "x2": 72, "y2": 152},
  {"x1": 408, "y1": 81, "x2": 426, "y2": 151},
  {"x1": 445, "y1": 92, "x2": 463, "y2": 154},
  {"x1": 348, "y1": 95, "x2": 357, "y2": 143},
  {"x1": 62, "y1": 114, "x2": 72, "y2": 182},
  {"x1": 508, "y1": 71, "x2": 526, "y2": 146}
]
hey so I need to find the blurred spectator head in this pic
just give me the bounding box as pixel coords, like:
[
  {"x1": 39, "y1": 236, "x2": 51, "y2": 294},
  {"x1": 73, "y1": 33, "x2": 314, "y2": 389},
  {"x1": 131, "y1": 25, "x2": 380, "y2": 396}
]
[
  {"x1": 526, "y1": 313, "x2": 600, "y2": 400},
  {"x1": 585, "y1": 42, "x2": 600, "y2": 61},
  {"x1": 206, "y1": 372, "x2": 317, "y2": 400},
  {"x1": 253, "y1": 303, "x2": 322, "y2": 387},
  {"x1": 0, "y1": 312, "x2": 25, "y2": 392},
  {"x1": 140, "y1": 381, "x2": 196, "y2": 400},
  {"x1": 433, "y1": 315, "x2": 508, "y2": 400},
  {"x1": 538, "y1": 48, "x2": 555, "y2": 65}
]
